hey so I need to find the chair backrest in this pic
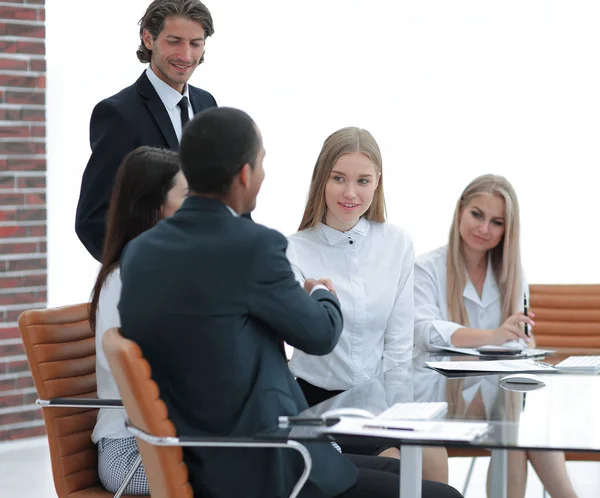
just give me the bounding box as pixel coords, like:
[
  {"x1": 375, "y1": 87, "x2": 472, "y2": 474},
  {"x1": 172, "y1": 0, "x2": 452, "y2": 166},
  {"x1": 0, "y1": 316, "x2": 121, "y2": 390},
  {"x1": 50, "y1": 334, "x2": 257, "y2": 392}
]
[
  {"x1": 530, "y1": 284, "x2": 600, "y2": 349},
  {"x1": 103, "y1": 327, "x2": 194, "y2": 498},
  {"x1": 18, "y1": 304, "x2": 112, "y2": 498}
]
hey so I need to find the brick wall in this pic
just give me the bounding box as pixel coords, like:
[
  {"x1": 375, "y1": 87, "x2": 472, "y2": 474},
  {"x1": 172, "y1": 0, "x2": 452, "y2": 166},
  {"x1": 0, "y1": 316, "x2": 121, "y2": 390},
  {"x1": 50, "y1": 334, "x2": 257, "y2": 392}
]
[{"x1": 0, "y1": 0, "x2": 47, "y2": 441}]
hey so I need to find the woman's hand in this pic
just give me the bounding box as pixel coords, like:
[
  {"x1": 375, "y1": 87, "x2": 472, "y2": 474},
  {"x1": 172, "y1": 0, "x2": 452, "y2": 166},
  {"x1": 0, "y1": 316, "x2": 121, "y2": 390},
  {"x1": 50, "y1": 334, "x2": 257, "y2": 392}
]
[{"x1": 492, "y1": 311, "x2": 535, "y2": 345}]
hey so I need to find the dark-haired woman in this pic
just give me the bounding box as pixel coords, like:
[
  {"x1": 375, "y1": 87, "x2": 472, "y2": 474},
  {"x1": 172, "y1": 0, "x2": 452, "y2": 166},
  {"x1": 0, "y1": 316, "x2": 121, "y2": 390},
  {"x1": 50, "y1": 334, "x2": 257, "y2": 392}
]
[{"x1": 89, "y1": 146, "x2": 187, "y2": 495}]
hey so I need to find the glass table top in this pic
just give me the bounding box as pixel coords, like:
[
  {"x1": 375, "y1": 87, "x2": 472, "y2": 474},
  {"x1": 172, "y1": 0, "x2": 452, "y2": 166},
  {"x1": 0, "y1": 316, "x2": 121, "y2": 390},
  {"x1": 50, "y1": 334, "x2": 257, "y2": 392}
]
[{"x1": 269, "y1": 352, "x2": 600, "y2": 452}]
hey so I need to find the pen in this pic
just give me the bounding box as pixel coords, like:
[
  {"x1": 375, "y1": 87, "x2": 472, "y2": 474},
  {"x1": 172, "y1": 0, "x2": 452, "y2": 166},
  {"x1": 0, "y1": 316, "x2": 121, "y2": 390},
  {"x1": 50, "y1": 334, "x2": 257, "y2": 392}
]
[
  {"x1": 523, "y1": 293, "x2": 530, "y2": 337},
  {"x1": 362, "y1": 424, "x2": 415, "y2": 432},
  {"x1": 278, "y1": 416, "x2": 340, "y2": 427}
]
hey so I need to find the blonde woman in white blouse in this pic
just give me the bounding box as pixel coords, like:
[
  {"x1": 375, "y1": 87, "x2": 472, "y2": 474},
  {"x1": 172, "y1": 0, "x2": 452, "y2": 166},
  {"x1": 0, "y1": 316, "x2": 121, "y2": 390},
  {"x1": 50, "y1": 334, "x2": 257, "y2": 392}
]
[
  {"x1": 414, "y1": 174, "x2": 577, "y2": 498},
  {"x1": 287, "y1": 127, "x2": 413, "y2": 393},
  {"x1": 286, "y1": 127, "x2": 448, "y2": 483}
]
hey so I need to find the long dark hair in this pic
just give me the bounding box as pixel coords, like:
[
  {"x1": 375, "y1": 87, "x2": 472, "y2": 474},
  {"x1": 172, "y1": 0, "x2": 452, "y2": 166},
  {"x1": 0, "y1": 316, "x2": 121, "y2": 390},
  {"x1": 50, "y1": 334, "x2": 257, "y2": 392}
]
[{"x1": 89, "y1": 146, "x2": 181, "y2": 332}]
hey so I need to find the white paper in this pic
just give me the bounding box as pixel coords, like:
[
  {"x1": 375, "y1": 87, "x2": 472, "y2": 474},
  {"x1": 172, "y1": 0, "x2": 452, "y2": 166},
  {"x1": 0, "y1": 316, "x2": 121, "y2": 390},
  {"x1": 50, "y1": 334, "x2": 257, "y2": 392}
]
[
  {"x1": 436, "y1": 346, "x2": 553, "y2": 358},
  {"x1": 425, "y1": 358, "x2": 557, "y2": 374},
  {"x1": 375, "y1": 402, "x2": 448, "y2": 421},
  {"x1": 326, "y1": 418, "x2": 489, "y2": 442}
]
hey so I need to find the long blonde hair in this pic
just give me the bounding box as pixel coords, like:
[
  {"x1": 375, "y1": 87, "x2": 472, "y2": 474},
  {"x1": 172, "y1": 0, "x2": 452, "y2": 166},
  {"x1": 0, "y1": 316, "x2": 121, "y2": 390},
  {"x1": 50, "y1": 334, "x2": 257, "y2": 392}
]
[
  {"x1": 298, "y1": 127, "x2": 386, "y2": 230},
  {"x1": 446, "y1": 174, "x2": 522, "y2": 325}
]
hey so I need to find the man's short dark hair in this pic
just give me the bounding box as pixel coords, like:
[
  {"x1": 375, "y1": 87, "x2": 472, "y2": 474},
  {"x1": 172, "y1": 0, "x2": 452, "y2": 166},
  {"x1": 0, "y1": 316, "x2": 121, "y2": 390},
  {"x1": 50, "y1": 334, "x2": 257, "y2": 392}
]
[
  {"x1": 137, "y1": 0, "x2": 214, "y2": 64},
  {"x1": 179, "y1": 107, "x2": 262, "y2": 196}
]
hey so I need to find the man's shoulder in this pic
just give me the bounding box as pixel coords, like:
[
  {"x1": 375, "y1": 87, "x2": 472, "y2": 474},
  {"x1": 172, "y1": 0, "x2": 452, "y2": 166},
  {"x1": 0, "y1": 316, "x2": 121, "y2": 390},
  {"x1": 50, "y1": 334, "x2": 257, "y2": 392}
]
[
  {"x1": 120, "y1": 228, "x2": 151, "y2": 267},
  {"x1": 93, "y1": 73, "x2": 148, "y2": 112},
  {"x1": 90, "y1": 86, "x2": 140, "y2": 126},
  {"x1": 188, "y1": 83, "x2": 217, "y2": 109},
  {"x1": 189, "y1": 84, "x2": 215, "y2": 100},
  {"x1": 127, "y1": 215, "x2": 285, "y2": 254},
  {"x1": 235, "y1": 218, "x2": 287, "y2": 248},
  {"x1": 98, "y1": 82, "x2": 139, "y2": 108}
]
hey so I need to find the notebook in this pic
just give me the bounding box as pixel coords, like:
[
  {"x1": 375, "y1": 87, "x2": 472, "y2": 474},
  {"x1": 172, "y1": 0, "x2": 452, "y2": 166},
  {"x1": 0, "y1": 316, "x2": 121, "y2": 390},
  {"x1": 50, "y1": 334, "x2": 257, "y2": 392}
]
[
  {"x1": 326, "y1": 418, "x2": 489, "y2": 443},
  {"x1": 318, "y1": 402, "x2": 449, "y2": 422}
]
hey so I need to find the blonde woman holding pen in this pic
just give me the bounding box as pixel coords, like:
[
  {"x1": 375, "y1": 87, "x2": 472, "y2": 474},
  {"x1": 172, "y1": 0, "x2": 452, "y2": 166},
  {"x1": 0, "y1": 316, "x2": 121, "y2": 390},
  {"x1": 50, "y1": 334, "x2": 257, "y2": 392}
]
[{"x1": 414, "y1": 174, "x2": 577, "y2": 498}]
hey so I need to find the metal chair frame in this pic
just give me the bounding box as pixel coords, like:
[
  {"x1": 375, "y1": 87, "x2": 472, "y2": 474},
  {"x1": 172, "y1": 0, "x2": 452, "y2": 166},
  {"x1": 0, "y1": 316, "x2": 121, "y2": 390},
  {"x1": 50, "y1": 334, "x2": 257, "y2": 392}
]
[
  {"x1": 36, "y1": 398, "x2": 313, "y2": 498},
  {"x1": 36, "y1": 398, "x2": 133, "y2": 498},
  {"x1": 126, "y1": 421, "x2": 312, "y2": 498}
]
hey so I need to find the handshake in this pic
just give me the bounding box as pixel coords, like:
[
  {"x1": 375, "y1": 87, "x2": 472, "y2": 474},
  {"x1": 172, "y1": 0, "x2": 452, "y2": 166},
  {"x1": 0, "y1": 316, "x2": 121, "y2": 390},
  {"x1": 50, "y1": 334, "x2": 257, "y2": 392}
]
[{"x1": 304, "y1": 278, "x2": 336, "y2": 297}]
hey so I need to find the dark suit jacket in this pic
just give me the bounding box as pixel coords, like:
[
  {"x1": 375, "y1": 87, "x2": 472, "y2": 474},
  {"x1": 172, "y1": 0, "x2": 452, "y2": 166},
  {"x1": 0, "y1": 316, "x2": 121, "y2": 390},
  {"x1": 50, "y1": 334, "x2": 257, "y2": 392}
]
[
  {"x1": 75, "y1": 71, "x2": 217, "y2": 261},
  {"x1": 118, "y1": 196, "x2": 358, "y2": 498}
]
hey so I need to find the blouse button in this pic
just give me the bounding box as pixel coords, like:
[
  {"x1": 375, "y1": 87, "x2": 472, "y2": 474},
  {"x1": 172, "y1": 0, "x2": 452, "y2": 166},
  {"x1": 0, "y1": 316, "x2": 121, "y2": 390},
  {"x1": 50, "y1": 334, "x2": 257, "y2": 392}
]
[{"x1": 349, "y1": 240, "x2": 354, "y2": 245}]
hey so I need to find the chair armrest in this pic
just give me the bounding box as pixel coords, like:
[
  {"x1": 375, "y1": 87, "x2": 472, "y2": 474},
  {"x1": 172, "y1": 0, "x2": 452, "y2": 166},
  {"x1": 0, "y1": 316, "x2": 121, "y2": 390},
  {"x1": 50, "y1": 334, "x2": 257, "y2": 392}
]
[
  {"x1": 37, "y1": 398, "x2": 123, "y2": 409},
  {"x1": 127, "y1": 423, "x2": 312, "y2": 498}
]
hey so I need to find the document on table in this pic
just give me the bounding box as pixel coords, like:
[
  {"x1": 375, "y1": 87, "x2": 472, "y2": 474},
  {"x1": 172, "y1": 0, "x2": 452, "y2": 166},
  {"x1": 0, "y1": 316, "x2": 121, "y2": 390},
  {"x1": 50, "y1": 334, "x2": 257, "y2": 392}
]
[
  {"x1": 425, "y1": 358, "x2": 557, "y2": 375},
  {"x1": 435, "y1": 346, "x2": 554, "y2": 358},
  {"x1": 326, "y1": 418, "x2": 489, "y2": 442}
]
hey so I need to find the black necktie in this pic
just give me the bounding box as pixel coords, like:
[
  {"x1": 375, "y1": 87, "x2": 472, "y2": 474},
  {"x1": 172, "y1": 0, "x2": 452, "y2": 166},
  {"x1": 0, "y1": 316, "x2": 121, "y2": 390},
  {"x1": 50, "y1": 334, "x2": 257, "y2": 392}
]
[{"x1": 178, "y1": 96, "x2": 190, "y2": 130}]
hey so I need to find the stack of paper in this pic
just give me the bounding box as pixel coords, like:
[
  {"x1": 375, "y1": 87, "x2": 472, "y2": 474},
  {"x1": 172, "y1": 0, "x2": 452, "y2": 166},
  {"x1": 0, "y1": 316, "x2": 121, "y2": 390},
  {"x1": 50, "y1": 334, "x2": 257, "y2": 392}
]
[
  {"x1": 376, "y1": 402, "x2": 448, "y2": 421},
  {"x1": 326, "y1": 418, "x2": 489, "y2": 442},
  {"x1": 435, "y1": 346, "x2": 554, "y2": 358},
  {"x1": 425, "y1": 358, "x2": 556, "y2": 375}
]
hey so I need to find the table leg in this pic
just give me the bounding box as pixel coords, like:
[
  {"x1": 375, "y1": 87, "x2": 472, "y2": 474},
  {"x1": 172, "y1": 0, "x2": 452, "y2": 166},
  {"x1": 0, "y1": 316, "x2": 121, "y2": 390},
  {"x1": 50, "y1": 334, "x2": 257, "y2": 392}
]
[
  {"x1": 400, "y1": 445, "x2": 422, "y2": 498},
  {"x1": 490, "y1": 449, "x2": 508, "y2": 498}
]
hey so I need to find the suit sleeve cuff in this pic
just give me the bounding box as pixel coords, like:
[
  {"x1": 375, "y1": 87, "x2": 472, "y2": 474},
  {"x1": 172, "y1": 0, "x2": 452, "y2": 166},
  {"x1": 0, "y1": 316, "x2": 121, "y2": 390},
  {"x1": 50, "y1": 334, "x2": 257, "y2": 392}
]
[{"x1": 310, "y1": 284, "x2": 329, "y2": 295}]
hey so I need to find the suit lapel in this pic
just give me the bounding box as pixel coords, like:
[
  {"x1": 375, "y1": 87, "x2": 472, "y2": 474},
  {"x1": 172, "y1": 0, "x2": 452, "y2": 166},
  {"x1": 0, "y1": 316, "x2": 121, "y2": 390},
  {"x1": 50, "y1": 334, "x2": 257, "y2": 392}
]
[
  {"x1": 189, "y1": 86, "x2": 207, "y2": 115},
  {"x1": 136, "y1": 72, "x2": 179, "y2": 150}
]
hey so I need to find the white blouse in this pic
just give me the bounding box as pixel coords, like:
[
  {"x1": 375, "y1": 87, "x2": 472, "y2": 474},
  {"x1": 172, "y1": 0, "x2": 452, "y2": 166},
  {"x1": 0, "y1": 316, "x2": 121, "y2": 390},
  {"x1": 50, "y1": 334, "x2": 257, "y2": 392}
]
[
  {"x1": 287, "y1": 218, "x2": 415, "y2": 391},
  {"x1": 91, "y1": 269, "x2": 129, "y2": 443},
  {"x1": 414, "y1": 246, "x2": 528, "y2": 352}
]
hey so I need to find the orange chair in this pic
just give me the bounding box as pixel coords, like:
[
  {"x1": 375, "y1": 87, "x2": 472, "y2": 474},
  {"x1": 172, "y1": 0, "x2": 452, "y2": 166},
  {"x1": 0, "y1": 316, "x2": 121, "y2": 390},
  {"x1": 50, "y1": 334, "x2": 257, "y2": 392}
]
[
  {"x1": 102, "y1": 327, "x2": 312, "y2": 498},
  {"x1": 530, "y1": 284, "x2": 600, "y2": 350},
  {"x1": 18, "y1": 304, "x2": 142, "y2": 498},
  {"x1": 451, "y1": 284, "x2": 600, "y2": 493},
  {"x1": 530, "y1": 284, "x2": 600, "y2": 464}
]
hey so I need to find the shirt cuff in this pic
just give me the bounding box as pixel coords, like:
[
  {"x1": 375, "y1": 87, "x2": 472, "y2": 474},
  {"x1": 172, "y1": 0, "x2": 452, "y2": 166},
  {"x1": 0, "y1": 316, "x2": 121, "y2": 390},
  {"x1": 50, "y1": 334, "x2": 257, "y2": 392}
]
[
  {"x1": 310, "y1": 284, "x2": 329, "y2": 295},
  {"x1": 431, "y1": 320, "x2": 463, "y2": 347}
]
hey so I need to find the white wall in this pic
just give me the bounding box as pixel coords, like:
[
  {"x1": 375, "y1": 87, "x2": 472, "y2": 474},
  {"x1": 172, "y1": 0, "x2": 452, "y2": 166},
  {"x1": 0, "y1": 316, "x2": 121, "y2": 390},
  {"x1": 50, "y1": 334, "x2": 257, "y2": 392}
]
[{"x1": 46, "y1": 0, "x2": 600, "y2": 306}]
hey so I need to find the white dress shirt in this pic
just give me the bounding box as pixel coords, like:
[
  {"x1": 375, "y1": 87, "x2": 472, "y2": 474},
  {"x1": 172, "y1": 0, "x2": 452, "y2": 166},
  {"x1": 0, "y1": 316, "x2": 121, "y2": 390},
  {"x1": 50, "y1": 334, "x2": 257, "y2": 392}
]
[
  {"x1": 414, "y1": 246, "x2": 528, "y2": 352},
  {"x1": 91, "y1": 269, "x2": 129, "y2": 442},
  {"x1": 287, "y1": 218, "x2": 415, "y2": 391},
  {"x1": 146, "y1": 66, "x2": 194, "y2": 142}
]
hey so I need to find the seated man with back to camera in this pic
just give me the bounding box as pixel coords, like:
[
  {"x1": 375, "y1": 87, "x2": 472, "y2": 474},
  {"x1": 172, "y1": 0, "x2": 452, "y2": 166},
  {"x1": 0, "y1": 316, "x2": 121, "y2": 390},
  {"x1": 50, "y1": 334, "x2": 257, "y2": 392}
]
[{"x1": 118, "y1": 107, "x2": 463, "y2": 498}]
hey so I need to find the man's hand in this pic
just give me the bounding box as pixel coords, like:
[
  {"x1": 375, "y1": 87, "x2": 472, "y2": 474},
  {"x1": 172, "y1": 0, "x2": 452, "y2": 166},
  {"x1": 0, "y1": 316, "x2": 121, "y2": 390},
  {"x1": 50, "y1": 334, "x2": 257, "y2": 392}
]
[
  {"x1": 317, "y1": 277, "x2": 336, "y2": 297},
  {"x1": 304, "y1": 277, "x2": 337, "y2": 297}
]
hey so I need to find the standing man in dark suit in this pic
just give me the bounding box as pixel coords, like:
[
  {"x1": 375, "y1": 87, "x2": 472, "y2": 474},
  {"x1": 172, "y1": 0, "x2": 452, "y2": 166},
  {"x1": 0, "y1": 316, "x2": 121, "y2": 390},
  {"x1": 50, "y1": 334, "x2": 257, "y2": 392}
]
[
  {"x1": 118, "y1": 107, "x2": 463, "y2": 498},
  {"x1": 75, "y1": 0, "x2": 216, "y2": 261}
]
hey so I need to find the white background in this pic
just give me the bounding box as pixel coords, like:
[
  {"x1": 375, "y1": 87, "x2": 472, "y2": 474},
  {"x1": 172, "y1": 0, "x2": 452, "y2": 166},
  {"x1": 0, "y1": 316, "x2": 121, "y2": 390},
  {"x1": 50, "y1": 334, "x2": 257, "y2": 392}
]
[{"x1": 46, "y1": 0, "x2": 600, "y2": 306}]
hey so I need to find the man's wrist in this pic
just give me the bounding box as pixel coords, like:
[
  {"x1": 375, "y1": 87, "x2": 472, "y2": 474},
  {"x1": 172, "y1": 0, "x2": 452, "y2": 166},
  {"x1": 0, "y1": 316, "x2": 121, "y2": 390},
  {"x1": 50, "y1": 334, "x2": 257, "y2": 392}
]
[{"x1": 309, "y1": 284, "x2": 329, "y2": 295}]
